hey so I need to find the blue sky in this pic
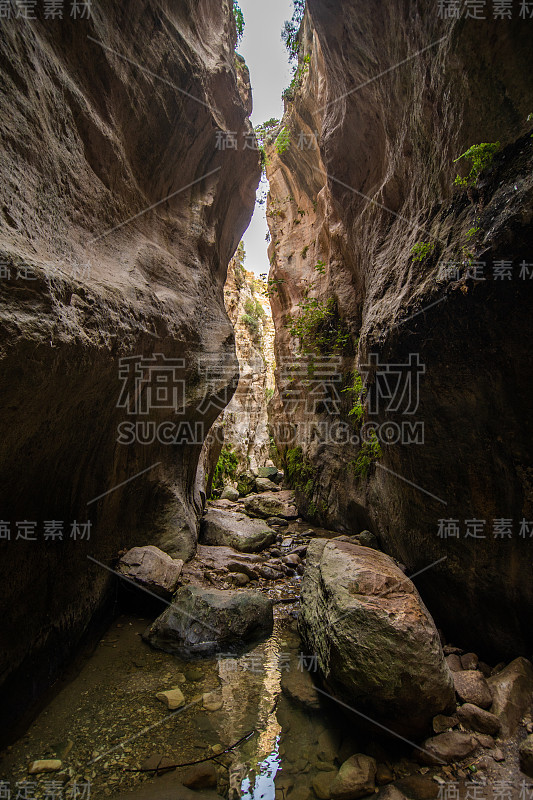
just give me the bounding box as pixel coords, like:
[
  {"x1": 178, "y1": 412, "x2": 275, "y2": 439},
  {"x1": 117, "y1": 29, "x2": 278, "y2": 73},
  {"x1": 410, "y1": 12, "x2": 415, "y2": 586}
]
[{"x1": 237, "y1": 0, "x2": 293, "y2": 276}]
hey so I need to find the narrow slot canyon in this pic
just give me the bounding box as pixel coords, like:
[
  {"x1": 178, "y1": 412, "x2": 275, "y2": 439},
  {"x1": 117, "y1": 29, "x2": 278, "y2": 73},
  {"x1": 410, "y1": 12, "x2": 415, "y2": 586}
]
[{"x1": 0, "y1": 2, "x2": 533, "y2": 799}]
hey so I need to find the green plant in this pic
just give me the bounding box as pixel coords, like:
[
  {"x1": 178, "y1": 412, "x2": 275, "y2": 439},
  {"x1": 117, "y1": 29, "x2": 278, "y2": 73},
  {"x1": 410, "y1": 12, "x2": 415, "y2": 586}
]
[
  {"x1": 351, "y1": 430, "x2": 382, "y2": 479},
  {"x1": 212, "y1": 446, "x2": 239, "y2": 495},
  {"x1": 265, "y1": 387, "x2": 275, "y2": 402},
  {"x1": 254, "y1": 118, "x2": 280, "y2": 175},
  {"x1": 301, "y1": 245, "x2": 309, "y2": 259},
  {"x1": 286, "y1": 295, "x2": 350, "y2": 358},
  {"x1": 233, "y1": 2, "x2": 245, "y2": 45},
  {"x1": 466, "y1": 226, "x2": 481, "y2": 240},
  {"x1": 410, "y1": 241, "x2": 435, "y2": 262},
  {"x1": 314, "y1": 259, "x2": 326, "y2": 275},
  {"x1": 453, "y1": 142, "x2": 500, "y2": 188},
  {"x1": 282, "y1": 54, "x2": 311, "y2": 102},
  {"x1": 275, "y1": 126, "x2": 291, "y2": 155},
  {"x1": 284, "y1": 446, "x2": 316, "y2": 498},
  {"x1": 260, "y1": 275, "x2": 285, "y2": 298},
  {"x1": 343, "y1": 370, "x2": 366, "y2": 423},
  {"x1": 281, "y1": 0, "x2": 306, "y2": 63}
]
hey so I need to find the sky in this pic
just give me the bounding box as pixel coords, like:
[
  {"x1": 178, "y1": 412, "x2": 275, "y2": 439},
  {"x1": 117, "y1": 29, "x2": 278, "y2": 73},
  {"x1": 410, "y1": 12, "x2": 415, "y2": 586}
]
[{"x1": 237, "y1": 0, "x2": 294, "y2": 276}]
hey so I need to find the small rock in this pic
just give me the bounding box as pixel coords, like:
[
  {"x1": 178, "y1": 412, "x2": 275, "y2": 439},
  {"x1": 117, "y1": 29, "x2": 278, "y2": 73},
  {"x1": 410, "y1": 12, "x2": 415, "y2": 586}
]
[
  {"x1": 461, "y1": 653, "x2": 479, "y2": 671},
  {"x1": 228, "y1": 572, "x2": 250, "y2": 587},
  {"x1": 395, "y1": 774, "x2": 439, "y2": 799},
  {"x1": 519, "y1": 735, "x2": 533, "y2": 778},
  {"x1": 257, "y1": 466, "x2": 279, "y2": 479},
  {"x1": 202, "y1": 691, "x2": 223, "y2": 712},
  {"x1": 182, "y1": 761, "x2": 218, "y2": 789},
  {"x1": 267, "y1": 518, "x2": 288, "y2": 529},
  {"x1": 258, "y1": 566, "x2": 283, "y2": 581},
  {"x1": 487, "y1": 657, "x2": 533, "y2": 736},
  {"x1": 445, "y1": 654, "x2": 463, "y2": 672},
  {"x1": 118, "y1": 546, "x2": 183, "y2": 599},
  {"x1": 255, "y1": 477, "x2": 281, "y2": 492},
  {"x1": 456, "y1": 703, "x2": 501, "y2": 736},
  {"x1": 491, "y1": 748, "x2": 505, "y2": 762},
  {"x1": 453, "y1": 670, "x2": 492, "y2": 708},
  {"x1": 185, "y1": 667, "x2": 204, "y2": 682},
  {"x1": 473, "y1": 734, "x2": 495, "y2": 748},
  {"x1": 330, "y1": 754, "x2": 377, "y2": 800},
  {"x1": 432, "y1": 714, "x2": 458, "y2": 734},
  {"x1": 418, "y1": 732, "x2": 477, "y2": 765},
  {"x1": 443, "y1": 645, "x2": 464, "y2": 656},
  {"x1": 376, "y1": 763, "x2": 394, "y2": 785},
  {"x1": 378, "y1": 788, "x2": 408, "y2": 800},
  {"x1": 28, "y1": 760, "x2": 62, "y2": 774},
  {"x1": 155, "y1": 688, "x2": 185, "y2": 710},
  {"x1": 478, "y1": 662, "x2": 492, "y2": 678},
  {"x1": 270, "y1": 548, "x2": 282, "y2": 557},
  {"x1": 283, "y1": 554, "x2": 301, "y2": 566},
  {"x1": 355, "y1": 530, "x2": 380, "y2": 549}
]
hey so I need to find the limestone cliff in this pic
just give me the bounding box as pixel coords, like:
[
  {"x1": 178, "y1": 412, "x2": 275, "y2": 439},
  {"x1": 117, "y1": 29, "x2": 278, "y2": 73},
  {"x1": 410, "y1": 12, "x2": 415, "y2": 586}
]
[
  {"x1": 267, "y1": 1, "x2": 533, "y2": 658},
  {"x1": 220, "y1": 249, "x2": 275, "y2": 474},
  {"x1": 0, "y1": 1, "x2": 260, "y2": 737}
]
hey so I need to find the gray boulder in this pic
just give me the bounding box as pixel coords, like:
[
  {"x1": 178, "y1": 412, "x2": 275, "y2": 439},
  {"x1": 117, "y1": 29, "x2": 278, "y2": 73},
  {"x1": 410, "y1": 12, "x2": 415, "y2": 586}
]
[
  {"x1": 299, "y1": 539, "x2": 455, "y2": 738},
  {"x1": 200, "y1": 508, "x2": 276, "y2": 553},
  {"x1": 487, "y1": 657, "x2": 533, "y2": 736},
  {"x1": 143, "y1": 584, "x2": 273, "y2": 657},
  {"x1": 117, "y1": 546, "x2": 183, "y2": 599},
  {"x1": 220, "y1": 485, "x2": 239, "y2": 501},
  {"x1": 255, "y1": 477, "x2": 281, "y2": 492},
  {"x1": 244, "y1": 490, "x2": 298, "y2": 520}
]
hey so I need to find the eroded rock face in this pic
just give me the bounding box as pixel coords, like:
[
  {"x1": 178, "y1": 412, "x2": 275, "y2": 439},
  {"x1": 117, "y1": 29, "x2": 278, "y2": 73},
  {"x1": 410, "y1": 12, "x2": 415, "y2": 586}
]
[
  {"x1": 266, "y1": 0, "x2": 533, "y2": 658},
  {"x1": 299, "y1": 539, "x2": 455, "y2": 738},
  {"x1": 0, "y1": 2, "x2": 260, "y2": 737}
]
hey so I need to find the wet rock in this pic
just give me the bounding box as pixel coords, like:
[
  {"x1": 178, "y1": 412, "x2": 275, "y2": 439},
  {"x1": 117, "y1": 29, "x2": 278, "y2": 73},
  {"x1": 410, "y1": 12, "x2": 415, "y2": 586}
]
[
  {"x1": 143, "y1": 585, "x2": 273, "y2": 657},
  {"x1": 283, "y1": 554, "x2": 301, "y2": 566},
  {"x1": 244, "y1": 491, "x2": 298, "y2": 520},
  {"x1": 267, "y1": 518, "x2": 288, "y2": 529},
  {"x1": 487, "y1": 657, "x2": 533, "y2": 736},
  {"x1": 394, "y1": 775, "x2": 439, "y2": 799},
  {"x1": 456, "y1": 703, "x2": 501, "y2": 736},
  {"x1": 460, "y1": 653, "x2": 479, "y2": 671},
  {"x1": 156, "y1": 688, "x2": 185, "y2": 710},
  {"x1": 181, "y1": 761, "x2": 218, "y2": 789},
  {"x1": 280, "y1": 665, "x2": 321, "y2": 711},
  {"x1": 202, "y1": 691, "x2": 223, "y2": 712},
  {"x1": 453, "y1": 670, "x2": 492, "y2": 709},
  {"x1": 258, "y1": 566, "x2": 284, "y2": 581},
  {"x1": 221, "y1": 486, "x2": 239, "y2": 502},
  {"x1": 255, "y1": 477, "x2": 281, "y2": 492},
  {"x1": 312, "y1": 770, "x2": 338, "y2": 800},
  {"x1": 118, "y1": 546, "x2": 183, "y2": 600},
  {"x1": 418, "y1": 732, "x2": 478, "y2": 765},
  {"x1": 519, "y1": 735, "x2": 533, "y2": 778},
  {"x1": 110, "y1": 770, "x2": 224, "y2": 799},
  {"x1": 445, "y1": 654, "x2": 463, "y2": 672},
  {"x1": 330, "y1": 754, "x2": 377, "y2": 800},
  {"x1": 432, "y1": 714, "x2": 458, "y2": 734},
  {"x1": 200, "y1": 509, "x2": 276, "y2": 553},
  {"x1": 318, "y1": 729, "x2": 342, "y2": 762},
  {"x1": 28, "y1": 760, "x2": 62, "y2": 774},
  {"x1": 299, "y1": 539, "x2": 455, "y2": 738}
]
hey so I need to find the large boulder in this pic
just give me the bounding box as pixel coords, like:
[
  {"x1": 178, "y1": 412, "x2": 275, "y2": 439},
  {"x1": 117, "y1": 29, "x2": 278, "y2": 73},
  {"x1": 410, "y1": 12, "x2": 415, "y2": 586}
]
[
  {"x1": 200, "y1": 509, "x2": 276, "y2": 553},
  {"x1": 418, "y1": 732, "x2": 478, "y2": 765},
  {"x1": 455, "y1": 703, "x2": 501, "y2": 736},
  {"x1": 299, "y1": 539, "x2": 455, "y2": 738},
  {"x1": 255, "y1": 477, "x2": 280, "y2": 493},
  {"x1": 330, "y1": 754, "x2": 377, "y2": 800},
  {"x1": 143, "y1": 585, "x2": 273, "y2": 657},
  {"x1": 117, "y1": 546, "x2": 183, "y2": 599},
  {"x1": 452, "y1": 670, "x2": 492, "y2": 709},
  {"x1": 244, "y1": 490, "x2": 298, "y2": 520},
  {"x1": 487, "y1": 657, "x2": 533, "y2": 736}
]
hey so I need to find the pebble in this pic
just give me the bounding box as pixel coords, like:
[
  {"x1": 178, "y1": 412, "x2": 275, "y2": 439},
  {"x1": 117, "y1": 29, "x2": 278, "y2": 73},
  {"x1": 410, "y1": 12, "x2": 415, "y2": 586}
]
[
  {"x1": 155, "y1": 688, "x2": 185, "y2": 710},
  {"x1": 202, "y1": 691, "x2": 223, "y2": 712},
  {"x1": 491, "y1": 748, "x2": 505, "y2": 762},
  {"x1": 28, "y1": 760, "x2": 62, "y2": 774}
]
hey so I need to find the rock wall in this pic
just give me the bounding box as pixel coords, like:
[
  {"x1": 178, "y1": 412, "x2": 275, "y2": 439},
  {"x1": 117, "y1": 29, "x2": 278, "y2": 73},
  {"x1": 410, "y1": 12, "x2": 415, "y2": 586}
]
[
  {"x1": 220, "y1": 251, "x2": 275, "y2": 474},
  {"x1": 267, "y1": 1, "x2": 533, "y2": 659},
  {"x1": 0, "y1": 1, "x2": 260, "y2": 738}
]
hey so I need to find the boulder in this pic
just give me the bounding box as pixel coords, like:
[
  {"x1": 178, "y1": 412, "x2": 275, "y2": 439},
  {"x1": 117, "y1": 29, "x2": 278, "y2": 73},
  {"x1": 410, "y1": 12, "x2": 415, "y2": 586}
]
[
  {"x1": 312, "y1": 771, "x2": 338, "y2": 800},
  {"x1": 220, "y1": 486, "x2": 239, "y2": 501},
  {"x1": 418, "y1": 732, "x2": 478, "y2": 765},
  {"x1": 194, "y1": 545, "x2": 262, "y2": 579},
  {"x1": 519, "y1": 734, "x2": 533, "y2": 778},
  {"x1": 255, "y1": 477, "x2": 280, "y2": 492},
  {"x1": 244, "y1": 491, "x2": 298, "y2": 520},
  {"x1": 456, "y1": 703, "x2": 501, "y2": 736},
  {"x1": 236, "y1": 472, "x2": 256, "y2": 496},
  {"x1": 445, "y1": 654, "x2": 463, "y2": 672},
  {"x1": 461, "y1": 653, "x2": 479, "y2": 671},
  {"x1": 299, "y1": 539, "x2": 455, "y2": 738},
  {"x1": 394, "y1": 775, "x2": 439, "y2": 799},
  {"x1": 200, "y1": 509, "x2": 276, "y2": 553},
  {"x1": 143, "y1": 585, "x2": 273, "y2": 657},
  {"x1": 487, "y1": 657, "x2": 533, "y2": 736},
  {"x1": 432, "y1": 714, "x2": 458, "y2": 734},
  {"x1": 330, "y1": 754, "x2": 377, "y2": 800},
  {"x1": 117, "y1": 546, "x2": 183, "y2": 599},
  {"x1": 257, "y1": 466, "x2": 279, "y2": 479},
  {"x1": 453, "y1": 670, "x2": 492, "y2": 708}
]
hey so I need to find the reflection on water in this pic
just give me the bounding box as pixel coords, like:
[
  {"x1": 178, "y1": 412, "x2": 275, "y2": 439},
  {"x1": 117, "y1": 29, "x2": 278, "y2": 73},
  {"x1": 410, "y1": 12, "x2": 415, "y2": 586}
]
[{"x1": 241, "y1": 735, "x2": 280, "y2": 800}]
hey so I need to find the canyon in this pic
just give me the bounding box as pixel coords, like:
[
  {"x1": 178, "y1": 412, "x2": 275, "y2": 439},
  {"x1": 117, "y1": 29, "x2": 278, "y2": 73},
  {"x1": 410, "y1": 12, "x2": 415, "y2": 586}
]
[{"x1": 0, "y1": 1, "x2": 532, "y2": 799}]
